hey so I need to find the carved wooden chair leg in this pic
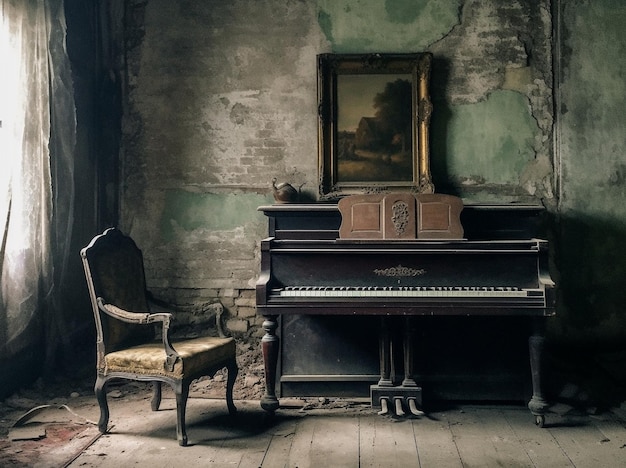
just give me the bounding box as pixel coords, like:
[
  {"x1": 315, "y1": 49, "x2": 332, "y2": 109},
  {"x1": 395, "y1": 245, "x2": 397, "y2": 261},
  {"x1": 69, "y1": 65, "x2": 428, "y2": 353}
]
[
  {"x1": 175, "y1": 381, "x2": 190, "y2": 446},
  {"x1": 226, "y1": 360, "x2": 238, "y2": 415},
  {"x1": 94, "y1": 375, "x2": 110, "y2": 434},
  {"x1": 151, "y1": 381, "x2": 162, "y2": 411}
]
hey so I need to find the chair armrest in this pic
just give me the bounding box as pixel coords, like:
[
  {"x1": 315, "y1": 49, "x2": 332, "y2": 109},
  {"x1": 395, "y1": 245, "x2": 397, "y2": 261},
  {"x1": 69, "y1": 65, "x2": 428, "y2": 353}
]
[
  {"x1": 97, "y1": 297, "x2": 154, "y2": 323},
  {"x1": 97, "y1": 297, "x2": 180, "y2": 371},
  {"x1": 146, "y1": 291, "x2": 229, "y2": 338}
]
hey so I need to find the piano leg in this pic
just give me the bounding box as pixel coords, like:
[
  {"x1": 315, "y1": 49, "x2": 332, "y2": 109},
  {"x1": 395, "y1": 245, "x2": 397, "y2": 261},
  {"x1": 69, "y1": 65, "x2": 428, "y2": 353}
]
[
  {"x1": 528, "y1": 317, "x2": 549, "y2": 427},
  {"x1": 401, "y1": 316, "x2": 418, "y2": 388},
  {"x1": 261, "y1": 315, "x2": 280, "y2": 414},
  {"x1": 378, "y1": 317, "x2": 393, "y2": 387}
]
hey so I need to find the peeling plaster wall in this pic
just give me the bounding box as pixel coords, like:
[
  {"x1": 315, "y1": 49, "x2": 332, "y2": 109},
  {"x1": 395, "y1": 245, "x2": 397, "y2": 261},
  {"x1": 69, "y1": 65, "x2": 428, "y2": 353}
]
[
  {"x1": 124, "y1": 1, "x2": 321, "y2": 193},
  {"x1": 119, "y1": 0, "x2": 626, "y2": 375},
  {"x1": 556, "y1": 0, "x2": 626, "y2": 348},
  {"x1": 121, "y1": 0, "x2": 324, "y2": 333},
  {"x1": 120, "y1": 0, "x2": 554, "y2": 335},
  {"x1": 427, "y1": 0, "x2": 554, "y2": 200},
  {"x1": 319, "y1": 0, "x2": 554, "y2": 200}
]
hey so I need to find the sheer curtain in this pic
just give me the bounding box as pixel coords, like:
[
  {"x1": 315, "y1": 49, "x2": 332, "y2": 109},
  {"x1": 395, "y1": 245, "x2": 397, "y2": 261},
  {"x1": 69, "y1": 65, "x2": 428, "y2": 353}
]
[{"x1": 0, "y1": 0, "x2": 75, "y2": 372}]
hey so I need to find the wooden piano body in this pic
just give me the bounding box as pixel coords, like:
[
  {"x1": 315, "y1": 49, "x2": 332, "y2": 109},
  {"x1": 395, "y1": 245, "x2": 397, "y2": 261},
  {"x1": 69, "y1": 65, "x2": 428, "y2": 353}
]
[{"x1": 256, "y1": 202, "x2": 555, "y2": 424}]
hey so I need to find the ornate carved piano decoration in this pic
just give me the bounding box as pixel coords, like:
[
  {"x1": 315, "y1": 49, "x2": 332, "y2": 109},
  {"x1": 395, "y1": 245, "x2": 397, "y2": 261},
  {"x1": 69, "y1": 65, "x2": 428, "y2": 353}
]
[
  {"x1": 255, "y1": 200, "x2": 556, "y2": 426},
  {"x1": 338, "y1": 192, "x2": 464, "y2": 240}
]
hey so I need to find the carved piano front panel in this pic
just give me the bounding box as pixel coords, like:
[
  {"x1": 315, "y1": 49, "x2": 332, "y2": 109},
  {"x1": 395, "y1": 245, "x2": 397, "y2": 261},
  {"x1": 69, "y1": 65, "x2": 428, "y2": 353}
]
[{"x1": 338, "y1": 193, "x2": 464, "y2": 240}]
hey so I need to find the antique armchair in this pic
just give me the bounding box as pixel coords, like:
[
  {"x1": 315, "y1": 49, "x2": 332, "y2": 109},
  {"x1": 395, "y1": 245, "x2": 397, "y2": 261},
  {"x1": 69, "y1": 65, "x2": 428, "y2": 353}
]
[{"x1": 80, "y1": 228, "x2": 238, "y2": 446}]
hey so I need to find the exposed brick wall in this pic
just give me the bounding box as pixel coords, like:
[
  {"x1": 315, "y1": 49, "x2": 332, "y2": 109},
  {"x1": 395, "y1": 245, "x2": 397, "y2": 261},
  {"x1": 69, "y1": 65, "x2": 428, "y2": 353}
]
[
  {"x1": 149, "y1": 286, "x2": 262, "y2": 335},
  {"x1": 119, "y1": 0, "x2": 553, "y2": 339}
]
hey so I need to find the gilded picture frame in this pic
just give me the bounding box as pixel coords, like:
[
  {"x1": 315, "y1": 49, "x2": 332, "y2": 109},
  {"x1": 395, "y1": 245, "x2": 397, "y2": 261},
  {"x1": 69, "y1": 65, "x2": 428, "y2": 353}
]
[{"x1": 317, "y1": 52, "x2": 434, "y2": 200}]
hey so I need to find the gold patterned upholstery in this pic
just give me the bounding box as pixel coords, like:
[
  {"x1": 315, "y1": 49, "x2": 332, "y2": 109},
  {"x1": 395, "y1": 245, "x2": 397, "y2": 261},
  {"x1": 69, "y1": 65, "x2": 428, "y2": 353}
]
[
  {"x1": 103, "y1": 336, "x2": 236, "y2": 378},
  {"x1": 81, "y1": 228, "x2": 238, "y2": 446}
]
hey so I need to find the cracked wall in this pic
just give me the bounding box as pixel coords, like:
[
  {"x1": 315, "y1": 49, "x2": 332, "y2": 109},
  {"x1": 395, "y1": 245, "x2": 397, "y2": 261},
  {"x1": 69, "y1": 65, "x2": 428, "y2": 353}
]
[
  {"x1": 427, "y1": 0, "x2": 554, "y2": 201},
  {"x1": 120, "y1": 0, "x2": 554, "y2": 335}
]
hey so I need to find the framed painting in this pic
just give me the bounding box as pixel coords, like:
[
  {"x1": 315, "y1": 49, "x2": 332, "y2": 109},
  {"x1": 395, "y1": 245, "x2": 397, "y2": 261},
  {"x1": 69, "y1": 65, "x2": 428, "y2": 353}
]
[{"x1": 317, "y1": 52, "x2": 434, "y2": 200}]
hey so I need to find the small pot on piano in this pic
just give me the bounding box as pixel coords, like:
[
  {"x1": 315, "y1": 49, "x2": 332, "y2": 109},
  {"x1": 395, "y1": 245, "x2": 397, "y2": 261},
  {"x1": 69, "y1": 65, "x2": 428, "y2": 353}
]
[{"x1": 272, "y1": 178, "x2": 301, "y2": 204}]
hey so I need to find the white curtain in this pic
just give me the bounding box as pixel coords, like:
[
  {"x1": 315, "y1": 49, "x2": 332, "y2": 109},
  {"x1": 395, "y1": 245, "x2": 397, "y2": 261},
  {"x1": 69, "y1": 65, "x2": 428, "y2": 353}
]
[{"x1": 0, "y1": 0, "x2": 75, "y2": 368}]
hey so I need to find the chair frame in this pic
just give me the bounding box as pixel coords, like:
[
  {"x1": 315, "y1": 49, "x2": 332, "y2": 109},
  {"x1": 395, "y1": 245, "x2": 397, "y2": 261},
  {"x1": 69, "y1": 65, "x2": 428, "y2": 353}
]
[{"x1": 81, "y1": 228, "x2": 238, "y2": 446}]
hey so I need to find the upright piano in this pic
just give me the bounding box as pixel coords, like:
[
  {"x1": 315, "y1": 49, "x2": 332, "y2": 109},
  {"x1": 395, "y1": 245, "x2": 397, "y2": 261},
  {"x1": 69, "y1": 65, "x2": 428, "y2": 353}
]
[{"x1": 256, "y1": 200, "x2": 555, "y2": 425}]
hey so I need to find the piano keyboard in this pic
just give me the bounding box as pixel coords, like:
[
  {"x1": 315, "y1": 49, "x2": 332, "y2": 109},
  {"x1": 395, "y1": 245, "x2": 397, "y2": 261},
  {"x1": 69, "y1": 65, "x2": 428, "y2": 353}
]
[{"x1": 273, "y1": 286, "x2": 543, "y2": 298}]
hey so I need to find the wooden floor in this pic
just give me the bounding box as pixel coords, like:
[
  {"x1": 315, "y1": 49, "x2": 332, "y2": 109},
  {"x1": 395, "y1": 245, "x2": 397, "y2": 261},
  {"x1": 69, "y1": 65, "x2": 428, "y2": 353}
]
[{"x1": 67, "y1": 397, "x2": 626, "y2": 468}]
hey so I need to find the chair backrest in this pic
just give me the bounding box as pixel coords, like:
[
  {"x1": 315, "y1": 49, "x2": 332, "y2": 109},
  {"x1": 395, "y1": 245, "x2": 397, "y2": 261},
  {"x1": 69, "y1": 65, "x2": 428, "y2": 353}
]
[{"x1": 81, "y1": 228, "x2": 154, "y2": 359}]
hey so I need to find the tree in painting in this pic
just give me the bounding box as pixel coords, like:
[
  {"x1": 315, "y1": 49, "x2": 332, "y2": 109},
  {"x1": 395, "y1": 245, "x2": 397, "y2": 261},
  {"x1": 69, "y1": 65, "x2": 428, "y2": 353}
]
[{"x1": 373, "y1": 78, "x2": 412, "y2": 155}]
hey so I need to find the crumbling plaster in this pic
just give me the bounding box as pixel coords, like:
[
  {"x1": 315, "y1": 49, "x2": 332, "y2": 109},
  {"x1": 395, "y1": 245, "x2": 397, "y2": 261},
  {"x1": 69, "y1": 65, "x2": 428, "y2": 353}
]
[
  {"x1": 426, "y1": 0, "x2": 554, "y2": 201},
  {"x1": 321, "y1": 0, "x2": 554, "y2": 200},
  {"x1": 119, "y1": 0, "x2": 555, "y2": 333}
]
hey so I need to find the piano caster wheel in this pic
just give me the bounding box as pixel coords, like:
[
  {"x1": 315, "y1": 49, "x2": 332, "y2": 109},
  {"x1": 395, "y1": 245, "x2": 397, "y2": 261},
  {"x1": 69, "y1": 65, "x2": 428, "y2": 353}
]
[
  {"x1": 534, "y1": 415, "x2": 545, "y2": 428},
  {"x1": 378, "y1": 397, "x2": 390, "y2": 416},
  {"x1": 407, "y1": 398, "x2": 424, "y2": 417}
]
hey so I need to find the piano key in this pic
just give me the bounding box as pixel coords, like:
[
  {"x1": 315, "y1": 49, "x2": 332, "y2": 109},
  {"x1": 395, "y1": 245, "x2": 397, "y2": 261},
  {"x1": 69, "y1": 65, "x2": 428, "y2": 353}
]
[{"x1": 276, "y1": 286, "x2": 537, "y2": 298}]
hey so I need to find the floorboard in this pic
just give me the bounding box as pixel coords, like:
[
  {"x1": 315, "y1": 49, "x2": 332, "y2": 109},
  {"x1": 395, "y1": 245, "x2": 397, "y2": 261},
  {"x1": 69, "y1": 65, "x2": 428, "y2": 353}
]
[
  {"x1": 310, "y1": 415, "x2": 360, "y2": 467},
  {"x1": 261, "y1": 417, "x2": 298, "y2": 468},
  {"x1": 359, "y1": 416, "x2": 420, "y2": 467},
  {"x1": 38, "y1": 398, "x2": 626, "y2": 468},
  {"x1": 445, "y1": 406, "x2": 537, "y2": 467},
  {"x1": 500, "y1": 407, "x2": 574, "y2": 467},
  {"x1": 412, "y1": 411, "x2": 463, "y2": 467},
  {"x1": 548, "y1": 412, "x2": 626, "y2": 468}
]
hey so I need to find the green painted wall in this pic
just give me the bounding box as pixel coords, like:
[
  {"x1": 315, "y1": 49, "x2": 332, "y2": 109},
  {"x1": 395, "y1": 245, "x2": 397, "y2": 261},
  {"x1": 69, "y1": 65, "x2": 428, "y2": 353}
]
[
  {"x1": 437, "y1": 90, "x2": 537, "y2": 188},
  {"x1": 318, "y1": 0, "x2": 461, "y2": 52},
  {"x1": 4, "y1": 0, "x2": 625, "y2": 405},
  {"x1": 160, "y1": 192, "x2": 271, "y2": 242},
  {"x1": 556, "y1": 1, "x2": 626, "y2": 348},
  {"x1": 318, "y1": 0, "x2": 553, "y2": 202}
]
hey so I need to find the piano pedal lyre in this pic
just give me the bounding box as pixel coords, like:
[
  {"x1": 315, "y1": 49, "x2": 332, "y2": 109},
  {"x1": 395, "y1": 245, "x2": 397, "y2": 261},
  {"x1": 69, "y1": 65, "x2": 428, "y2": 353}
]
[{"x1": 370, "y1": 385, "x2": 423, "y2": 418}]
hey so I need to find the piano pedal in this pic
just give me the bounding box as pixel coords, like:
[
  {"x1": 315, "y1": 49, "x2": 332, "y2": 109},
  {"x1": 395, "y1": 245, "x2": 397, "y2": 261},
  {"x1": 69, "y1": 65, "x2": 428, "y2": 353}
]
[
  {"x1": 394, "y1": 397, "x2": 405, "y2": 417},
  {"x1": 377, "y1": 397, "x2": 390, "y2": 416},
  {"x1": 407, "y1": 397, "x2": 424, "y2": 417}
]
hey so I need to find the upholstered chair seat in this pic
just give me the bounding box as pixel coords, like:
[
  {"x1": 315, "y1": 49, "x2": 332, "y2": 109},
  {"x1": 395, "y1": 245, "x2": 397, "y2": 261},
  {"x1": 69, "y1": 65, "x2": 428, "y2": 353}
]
[{"x1": 102, "y1": 335, "x2": 236, "y2": 378}]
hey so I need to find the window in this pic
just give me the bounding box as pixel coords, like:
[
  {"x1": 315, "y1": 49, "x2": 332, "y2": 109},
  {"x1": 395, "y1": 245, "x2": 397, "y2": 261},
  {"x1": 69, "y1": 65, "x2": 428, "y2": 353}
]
[{"x1": 0, "y1": 0, "x2": 75, "y2": 368}]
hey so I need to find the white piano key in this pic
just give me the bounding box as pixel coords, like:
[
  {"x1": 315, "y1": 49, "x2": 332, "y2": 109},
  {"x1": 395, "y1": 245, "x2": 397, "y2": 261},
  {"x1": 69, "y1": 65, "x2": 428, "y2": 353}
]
[{"x1": 278, "y1": 286, "x2": 537, "y2": 298}]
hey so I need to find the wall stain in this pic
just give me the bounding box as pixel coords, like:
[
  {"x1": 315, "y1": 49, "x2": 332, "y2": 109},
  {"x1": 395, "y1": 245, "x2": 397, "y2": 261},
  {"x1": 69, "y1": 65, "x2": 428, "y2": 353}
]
[
  {"x1": 384, "y1": 0, "x2": 425, "y2": 24},
  {"x1": 317, "y1": 0, "x2": 461, "y2": 52},
  {"x1": 160, "y1": 191, "x2": 269, "y2": 242}
]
